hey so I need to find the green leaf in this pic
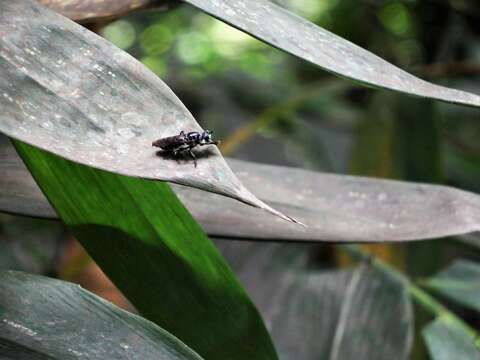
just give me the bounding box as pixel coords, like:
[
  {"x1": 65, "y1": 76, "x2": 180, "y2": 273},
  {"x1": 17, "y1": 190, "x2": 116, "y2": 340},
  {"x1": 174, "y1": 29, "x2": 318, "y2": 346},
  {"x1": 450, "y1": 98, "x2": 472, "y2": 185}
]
[
  {"x1": 13, "y1": 141, "x2": 278, "y2": 360},
  {"x1": 0, "y1": 270, "x2": 203, "y2": 360},
  {"x1": 426, "y1": 260, "x2": 480, "y2": 312},
  {"x1": 216, "y1": 240, "x2": 413, "y2": 359},
  {"x1": 0, "y1": 0, "x2": 295, "y2": 223},
  {"x1": 423, "y1": 320, "x2": 480, "y2": 360},
  {"x1": 184, "y1": 0, "x2": 480, "y2": 108}
]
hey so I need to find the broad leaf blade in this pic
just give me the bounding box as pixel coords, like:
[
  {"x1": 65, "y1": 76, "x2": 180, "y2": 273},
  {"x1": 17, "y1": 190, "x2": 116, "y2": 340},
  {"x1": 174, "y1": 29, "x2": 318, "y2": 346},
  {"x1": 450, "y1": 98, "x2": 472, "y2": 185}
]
[
  {"x1": 0, "y1": 137, "x2": 57, "y2": 219},
  {"x1": 215, "y1": 240, "x2": 413, "y2": 360},
  {"x1": 0, "y1": 270, "x2": 203, "y2": 360},
  {"x1": 14, "y1": 142, "x2": 278, "y2": 360},
  {"x1": 423, "y1": 320, "x2": 480, "y2": 360},
  {"x1": 3, "y1": 139, "x2": 480, "y2": 242},
  {"x1": 426, "y1": 260, "x2": 480, "y2": 312},
  {"x1": 456, "y1": 234, "x2": 480, "y2": 250},
  {"x1": 188, "y1": 160, "x2": 480, "y2": 241},
  {"x1": 0, "y1": 0, "x2": 295, "y2": 223},
  {"x1": 184, "y1": 0, "x2": 480, "y2": 108}
]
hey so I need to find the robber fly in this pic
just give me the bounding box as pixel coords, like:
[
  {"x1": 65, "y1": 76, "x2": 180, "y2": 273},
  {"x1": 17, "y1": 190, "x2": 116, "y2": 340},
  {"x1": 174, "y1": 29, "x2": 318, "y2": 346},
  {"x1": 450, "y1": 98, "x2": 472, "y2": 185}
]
[{"x1": 152, "y1": 130, "x2": 219, "y2": 167}]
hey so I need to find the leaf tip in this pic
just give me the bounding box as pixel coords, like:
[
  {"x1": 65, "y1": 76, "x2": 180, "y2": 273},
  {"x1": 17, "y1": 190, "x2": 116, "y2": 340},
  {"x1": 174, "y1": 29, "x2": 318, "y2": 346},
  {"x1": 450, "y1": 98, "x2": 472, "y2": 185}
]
[{"x1": 260, "y1": 202, "x2": 306, "y2": 227}]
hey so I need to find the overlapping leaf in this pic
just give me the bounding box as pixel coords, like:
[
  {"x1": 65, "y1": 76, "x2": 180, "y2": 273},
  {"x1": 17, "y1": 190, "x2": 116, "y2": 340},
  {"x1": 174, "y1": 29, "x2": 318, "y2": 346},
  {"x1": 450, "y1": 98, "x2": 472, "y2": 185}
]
[
  {"x1": 0, "y1": 0, "x2": 295, "y2": 223},
  {"x1": 184, "y1": 0, "x2": 480, "y2": 108},
  {"x1": 13, "y1": 141, "x2": 278, "y2": 360},
  {"x1": 172, "y1": 160, "x2": 480, "y2": 241},
  {"x1": 0, "y1": 137, "x2": 56, "y2": 219},
  {"x1": 215, "y1": 240, "x2": 413, "y2": 359},
  {"x1": 456, "y1": 234, "x2": 480, "y2": 250},
  {"x1": 425, "y1": 260, "x2": 480, "y2": 312},
  {"x1": 423, "y1": 320, "x2": 480, "y2": 360},
  {"x1": 3, "y1": 138, "x2": 480, "y2": 242},
  {"x1": 0, "y1": 270, "x2": 203, "y2": 360}
]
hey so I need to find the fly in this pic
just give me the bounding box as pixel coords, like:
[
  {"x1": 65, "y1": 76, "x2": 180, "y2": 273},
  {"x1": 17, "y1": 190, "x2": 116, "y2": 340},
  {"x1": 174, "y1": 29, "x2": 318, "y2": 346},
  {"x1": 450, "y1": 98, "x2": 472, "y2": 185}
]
[{"x1": 152, "y1": 130, "x2": 219, "y2": 167}]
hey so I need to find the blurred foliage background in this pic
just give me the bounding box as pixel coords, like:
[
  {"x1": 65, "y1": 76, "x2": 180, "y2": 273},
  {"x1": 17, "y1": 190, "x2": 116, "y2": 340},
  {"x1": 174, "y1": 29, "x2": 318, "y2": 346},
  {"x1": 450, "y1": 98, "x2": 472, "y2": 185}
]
[
  {"x1": 99, "y1": 0, "x2": 480, "y2": 180},
  {"x1": 2, "y1": 0, "x2": 480, "y2": 358}
]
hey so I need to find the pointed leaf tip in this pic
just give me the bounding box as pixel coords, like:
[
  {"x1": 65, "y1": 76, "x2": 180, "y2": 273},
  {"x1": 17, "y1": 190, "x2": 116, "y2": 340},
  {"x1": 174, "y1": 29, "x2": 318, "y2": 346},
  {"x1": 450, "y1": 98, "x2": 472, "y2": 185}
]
[{"x1": 0, "y1": 0, "x2": 294, "y2": 224}]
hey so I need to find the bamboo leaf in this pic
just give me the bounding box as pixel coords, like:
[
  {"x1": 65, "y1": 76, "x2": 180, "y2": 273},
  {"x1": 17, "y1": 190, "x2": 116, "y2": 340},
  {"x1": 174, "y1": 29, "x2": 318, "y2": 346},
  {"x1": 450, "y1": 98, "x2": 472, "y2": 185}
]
[
  {"x1": 0, "y1": 270, "x2": 203, "y2": 360},
  {"x1": 425, "y1": 260, "x2": 480, "y2": 312},
  {"x1": 0, "y1": 137, "x2": 56, "y2": 219},
  {"x1": 0, "y1": 0, "x2": 295, "y2": 223},
  {"x1": 3, "y1": 139, "x2": 480, "y2": 242},
  {"x1": 184, "y1": 0, "x2": 480, "y2": 108},
  {"x1": 423, "y1": 320, "x2": 480, "y2": 360},
  {"x1": 215, "y1": 240, "x2": 413, "y2": 359},
  {"x1": 13, "y1": 141, "x2": 278, "y2": 360}
]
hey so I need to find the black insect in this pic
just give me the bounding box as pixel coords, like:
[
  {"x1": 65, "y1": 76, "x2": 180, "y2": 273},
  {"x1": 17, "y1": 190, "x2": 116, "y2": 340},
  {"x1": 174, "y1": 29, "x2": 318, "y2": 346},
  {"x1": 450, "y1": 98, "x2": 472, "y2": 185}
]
[{"x1": 152, "y1": 130, "x2": 219, "y2": 167}]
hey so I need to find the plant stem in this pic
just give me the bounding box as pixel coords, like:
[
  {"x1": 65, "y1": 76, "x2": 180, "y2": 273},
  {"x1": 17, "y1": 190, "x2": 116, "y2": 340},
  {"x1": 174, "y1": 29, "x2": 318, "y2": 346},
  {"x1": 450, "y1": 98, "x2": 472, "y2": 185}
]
[{"x1": 340, "y1": 244, "x2": 480, "y2": 347}]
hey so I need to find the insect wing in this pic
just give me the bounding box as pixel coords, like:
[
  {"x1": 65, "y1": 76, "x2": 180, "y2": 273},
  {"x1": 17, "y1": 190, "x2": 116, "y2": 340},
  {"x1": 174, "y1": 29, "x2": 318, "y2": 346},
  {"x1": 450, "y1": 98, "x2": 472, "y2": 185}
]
[{"x1": 152, "y1": 134, "x2": 186, "y2": 150}]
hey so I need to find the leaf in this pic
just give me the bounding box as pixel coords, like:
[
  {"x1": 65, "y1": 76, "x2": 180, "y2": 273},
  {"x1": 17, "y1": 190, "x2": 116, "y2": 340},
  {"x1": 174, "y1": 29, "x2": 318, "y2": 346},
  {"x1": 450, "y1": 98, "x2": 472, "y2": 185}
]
[
  {"x1": 425, "y1": 260, "x2": 480, "y2": 312},
  {"x1": 0, "y1": 136, "x2": 56, "y2": 219},
  {"x1": 3, "y1": 138, "x2": 480, "y2": 242},
  {"x1": 455, "y1": 234, "x2": 480, "y2": 250},
  {"x1": 423, "y1": 320, "x2": 480, "y2": 360},
  {"x1": 14, "y1": 141, "x2": 278, "y2": 360},
  {"x1": 215, "y1": 240, "x2": 413, "y2": 359},
  {"x1": 184, "y1": 0, "x2": 480, "y2": 108},
  {"x1": 0, "y1": 214, "x2": 63, "y2": 274},
  {"x1": 37, "y1": 0, "x2": 159, "y2": 22},
  {"x1": 0, "y1": 270, "x2": 203, "y2": 360},
  {"x1": 178, "y1": 160, "x2": 480, "y2": 241},
  {"x1": 0, "y1": 0, "x2": 295, "y2": 223}
]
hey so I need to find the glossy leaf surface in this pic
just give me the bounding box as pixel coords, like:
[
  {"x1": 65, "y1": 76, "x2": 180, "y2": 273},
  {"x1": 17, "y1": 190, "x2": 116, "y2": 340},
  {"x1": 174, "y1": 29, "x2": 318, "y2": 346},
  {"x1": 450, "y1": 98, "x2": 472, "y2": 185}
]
[
  {"x1": 3, "y1": 139, "x2": 480, "y2": 242},
  {"x1": 215, "y1": 240, "x2": 413, "y2": 360},
  {"x1": 426, "y1": 260, "x2": 480, "y2": 312},
  {"x1": 423, "y1": 320, "x2": 480, "y2": 360},
  {"x1": 13, "y1": 141, "x2": 278, "y2": 360},
  {"x1": 185, "y1": 0, "x2": 480, "y2": 108},
  {"x1": 0, "y1": 270, "x2": 203, "y2": 360},
  {"x1": 0, "y1": 0, "x2": 294, "y2": 223}
]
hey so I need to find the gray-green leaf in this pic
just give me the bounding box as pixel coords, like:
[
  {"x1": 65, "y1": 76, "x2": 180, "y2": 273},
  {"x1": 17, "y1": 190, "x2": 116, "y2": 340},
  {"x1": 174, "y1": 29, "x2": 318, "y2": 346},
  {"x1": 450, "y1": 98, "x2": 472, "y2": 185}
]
[
  {"x1": 3, "y1": 138, "x2": 480, "y2": 242},
  {"x1": 0, "y1": 0, "x2": 295, "y2": 223},
  {"x1": 423, "y1": 320, "x2": 480, "y2": 360},
  {"x1": 426, "y1": 260, "x2": 480, "y2": 312},
  {"x1": 184, "y1": 0, "x2": 480, "y2": 108},
  {"x1": 0, "y1": 270, "x2": 203, "y2": 360},
  {"x1": 215, "y1": 240, "x2": 413, "y2": 359}
]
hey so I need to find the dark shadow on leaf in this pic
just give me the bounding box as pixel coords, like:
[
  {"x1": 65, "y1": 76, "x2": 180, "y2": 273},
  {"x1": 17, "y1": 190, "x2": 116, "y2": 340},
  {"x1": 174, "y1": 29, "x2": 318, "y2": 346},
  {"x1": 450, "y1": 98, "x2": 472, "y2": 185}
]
[
  {"x1": 0, "y1": 339, "x2": 54, "y2": 360},
  {"x1": 155, "y1": 147, "x2": 219, "y2": 166}
]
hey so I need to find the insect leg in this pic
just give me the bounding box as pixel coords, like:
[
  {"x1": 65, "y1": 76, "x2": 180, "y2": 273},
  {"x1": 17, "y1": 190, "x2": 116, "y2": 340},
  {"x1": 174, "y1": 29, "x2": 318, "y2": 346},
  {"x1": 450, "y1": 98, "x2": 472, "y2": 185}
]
[
  {"x1": 188, "y1": 148, "x2": 197, "y2": 167},
  {"x1": 172, "y1": 144, "x2": 187, "y2": 157}
]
